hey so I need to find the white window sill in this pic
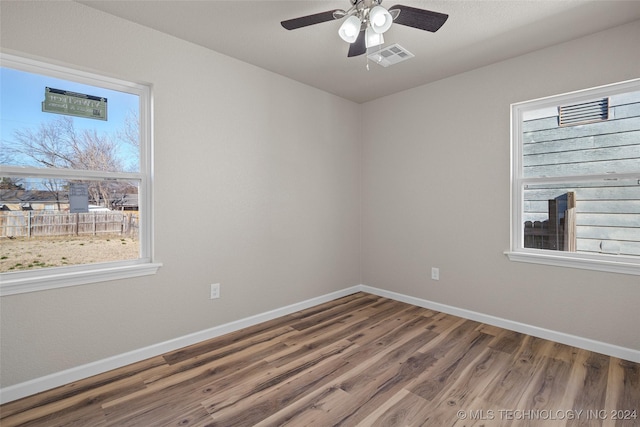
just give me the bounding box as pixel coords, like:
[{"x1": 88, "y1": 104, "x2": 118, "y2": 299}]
[
  {"x1": 504, "y1": 250, "x2": 640, "y2": 276},
  {"x1": 0, "y1": 261, "x2": 162, "y2": 296}
]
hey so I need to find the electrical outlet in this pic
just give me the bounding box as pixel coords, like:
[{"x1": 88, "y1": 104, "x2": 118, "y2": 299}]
[
  {"x1": 431, "y1": 267, "x2": 440, "y2": 281},
  {"x1": 210, "y1": 283, "x2": 220, "y2": 299}
]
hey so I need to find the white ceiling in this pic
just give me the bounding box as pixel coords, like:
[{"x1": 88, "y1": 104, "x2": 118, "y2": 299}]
[{"x1": 77, "y1": 0, "x2": 640, "y2": 103}]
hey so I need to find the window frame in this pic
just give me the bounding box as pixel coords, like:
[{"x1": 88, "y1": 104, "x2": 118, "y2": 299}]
[
  {"x1": 506, "y1": 79, "x2": 640, "y2": 276},
  {"x1": 0, "y1": 52, "x2": 161, "y2": 295}
]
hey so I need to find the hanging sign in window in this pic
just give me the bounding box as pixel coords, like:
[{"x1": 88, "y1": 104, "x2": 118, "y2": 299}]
[
  {"x1": 69, "y1": 183, "x2": 89, "y2": 213},
  {"x1": 42, "y1": 87, "x2": 107, "y2": 121}
]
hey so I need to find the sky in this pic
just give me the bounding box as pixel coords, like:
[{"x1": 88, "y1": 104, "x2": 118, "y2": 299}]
[{"x1": 1, "y1": 66, "x2": 139, "y2": 170}]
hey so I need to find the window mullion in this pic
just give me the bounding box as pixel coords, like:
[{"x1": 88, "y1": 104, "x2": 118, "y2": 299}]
[
  {"x1": 1, "y1": 165, "x2": 142, "y2": 181},
  {"x1": 521, "y1": 172, "x2": 640, "y2": 186}
]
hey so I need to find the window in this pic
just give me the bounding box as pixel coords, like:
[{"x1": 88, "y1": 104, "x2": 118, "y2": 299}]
[
  {"x1": 0, "y1": 53, "x2": 160, "y2": 295},
  {"x1": 507, "y1": 79, "x2": 640, "y2": 275}
]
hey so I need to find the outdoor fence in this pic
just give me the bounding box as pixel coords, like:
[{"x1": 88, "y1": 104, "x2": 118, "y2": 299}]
[
  {"x1": 0, "y1": 211, "x2": 139, "y2": 238},
  {"x1": 524, "y1": 192, "x2": 576, "y2": 251}
]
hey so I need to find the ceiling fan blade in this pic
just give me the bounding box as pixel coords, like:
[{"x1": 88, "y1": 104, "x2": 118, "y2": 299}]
[
  {"x1": 347, "y1": 30, "x2": 367, "y2": 57},
  {"x1": 281, "y1": 10, "x2": 342, "y2": 30},
  {"x1": 389, "y1": 5, "x2": 448, "y2": 32}
]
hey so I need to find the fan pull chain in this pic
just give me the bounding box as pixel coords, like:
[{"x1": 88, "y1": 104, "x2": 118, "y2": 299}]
[{"x1": 366, "y1": 42, "x2": 384, "y2": 70}]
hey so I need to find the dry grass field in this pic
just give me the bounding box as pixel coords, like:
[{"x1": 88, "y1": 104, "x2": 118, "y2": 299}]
[{"x1": 0, "y1": 235, "x2": 139, "y2": 272}]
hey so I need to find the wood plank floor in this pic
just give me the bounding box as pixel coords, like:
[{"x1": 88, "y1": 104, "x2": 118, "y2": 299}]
[{"x1": 1, "y1": 292, "x2": 638, "y2": 426}]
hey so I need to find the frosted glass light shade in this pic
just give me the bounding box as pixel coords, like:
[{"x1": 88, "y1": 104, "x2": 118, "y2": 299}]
[
  {"x1": 369, "y1": 6, "x2": 393, "y2": 34},
  {"x1": 338, "y1": 16, "x2": 362, "y2": 43},
  {"x1": 365, "y1": 27, "x2": 384, "y2": 48}
]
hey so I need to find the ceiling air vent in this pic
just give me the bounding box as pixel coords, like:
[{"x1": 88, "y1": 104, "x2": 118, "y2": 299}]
[
  {"x1": 558, "y1": 97, "x2": 609, "y2": 126},
  {"x1": 367, "y1": 44, "x2": 414, "y2": 67}
]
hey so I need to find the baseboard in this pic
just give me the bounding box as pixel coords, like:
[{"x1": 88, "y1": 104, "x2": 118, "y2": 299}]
[
  {"x1": 2, "y1": 284, "x2": 638, "y2": 404},
  {"x1": 0, "y1": 286, "x2": 361, "y2": 404},
  {"x1": 359, "y1": 284, "x2": 640, "y2": 364}
]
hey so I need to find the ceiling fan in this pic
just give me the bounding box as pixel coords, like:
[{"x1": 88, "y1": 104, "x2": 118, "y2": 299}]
[{"x1": 281, "y1": 0, "x2": 448, "y2": 58}]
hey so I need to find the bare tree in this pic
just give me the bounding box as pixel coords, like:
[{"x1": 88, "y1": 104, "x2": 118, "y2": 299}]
[
  {"x1": 118, "y1": 109, "x2": 140, "y2": 149},
  {"x1": 0, "y1": 151, "x2": 23, "y2": 194},
  {"x1": 11, "y1": 116, "x2": 127, "y2": 209},
  {"x1": 116, "y1": 109, "x2": 141, "y2": 173}
]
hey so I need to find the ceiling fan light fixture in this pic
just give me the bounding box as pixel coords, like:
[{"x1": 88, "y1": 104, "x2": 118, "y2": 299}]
[
  {"x1": 281, "y1": 2, "x2": 448, "y2": 58},
  {"x1": 338, "y1": 15, "x2": 362, "y2": 43},
  {"x1": 365, "y1": 27, "x2": 384, "y2": 48},
  {"x1": 369, "y1": 5, "x2": 393, "y2": 34}
]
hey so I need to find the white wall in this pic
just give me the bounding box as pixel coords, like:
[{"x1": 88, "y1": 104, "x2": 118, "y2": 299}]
[
  {"x1": 0, "y1": 1, "x2": 361, "y2": 388},
  {"x1": 362, "y1": 20, "x2": 640, "y2": 351}
]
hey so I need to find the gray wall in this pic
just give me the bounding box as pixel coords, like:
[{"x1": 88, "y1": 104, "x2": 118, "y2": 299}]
[
  {"x1": 1, "y1": 1, "x2": 638, "y2": 391},
  {"x1": 362, "y1": 20, "x2": 640, "y2": 351},
  {"x1": 0, "y1": 1, "x2": 362, "y2": 387}
]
